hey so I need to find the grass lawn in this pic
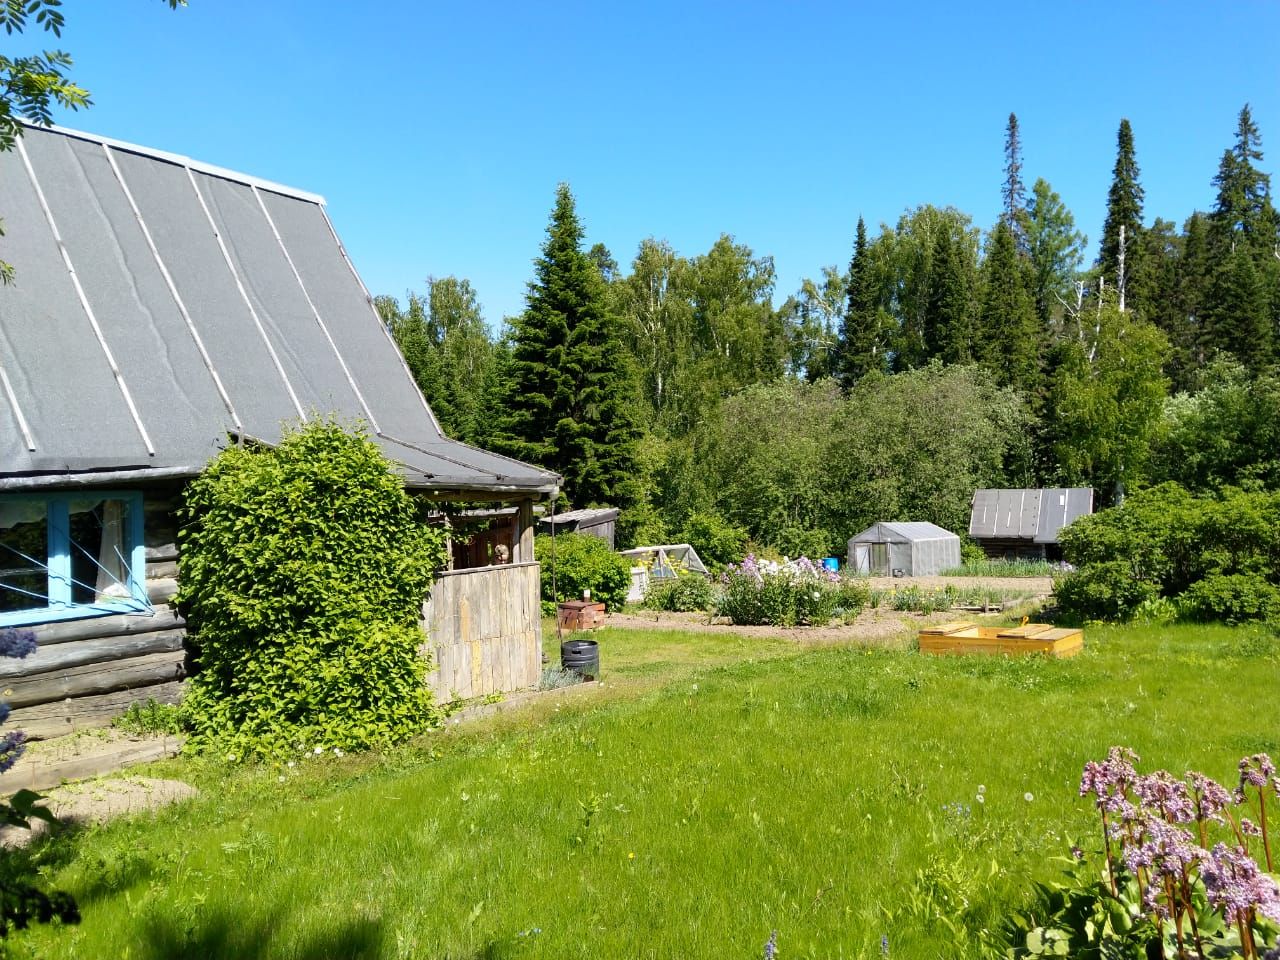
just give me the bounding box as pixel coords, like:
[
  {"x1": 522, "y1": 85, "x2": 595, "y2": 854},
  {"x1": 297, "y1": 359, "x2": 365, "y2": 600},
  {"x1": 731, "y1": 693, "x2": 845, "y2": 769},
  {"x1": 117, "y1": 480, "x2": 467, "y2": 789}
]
[{"x1": 13, "y1": 622, "x2": 1279, "y2": 959}]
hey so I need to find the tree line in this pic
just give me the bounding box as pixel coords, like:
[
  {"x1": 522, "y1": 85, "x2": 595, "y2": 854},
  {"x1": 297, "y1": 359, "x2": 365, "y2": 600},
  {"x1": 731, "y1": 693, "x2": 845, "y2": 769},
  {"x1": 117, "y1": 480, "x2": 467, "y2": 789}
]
[{"x1": 377, "y1": 105, "x2": 1280, "y2": 558}]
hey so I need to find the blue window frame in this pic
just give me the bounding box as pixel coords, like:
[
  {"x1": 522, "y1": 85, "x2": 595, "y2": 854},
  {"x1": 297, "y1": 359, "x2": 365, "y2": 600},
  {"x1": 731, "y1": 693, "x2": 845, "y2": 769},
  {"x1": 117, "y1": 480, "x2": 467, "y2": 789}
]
[{"x1": 0, "y1": 491, "x2": 148, "y2": 627}]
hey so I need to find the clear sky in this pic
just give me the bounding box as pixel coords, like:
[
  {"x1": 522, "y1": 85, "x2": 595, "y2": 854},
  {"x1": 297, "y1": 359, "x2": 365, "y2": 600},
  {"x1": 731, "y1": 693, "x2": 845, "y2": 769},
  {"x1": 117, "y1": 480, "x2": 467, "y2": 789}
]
[{"x1": 28, "y1": 0, "x2": 1280, "y2": 325}]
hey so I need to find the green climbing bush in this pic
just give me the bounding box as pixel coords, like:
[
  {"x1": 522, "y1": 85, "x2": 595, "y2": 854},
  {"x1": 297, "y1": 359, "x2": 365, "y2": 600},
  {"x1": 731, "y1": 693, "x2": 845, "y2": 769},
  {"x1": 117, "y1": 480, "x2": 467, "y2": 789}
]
[
  {"x1": 177, "y1": 421, "x2": 448, "y2": 759},
  {"x1": 535, "y1": 533, "x2": 631, "y2": 613}
]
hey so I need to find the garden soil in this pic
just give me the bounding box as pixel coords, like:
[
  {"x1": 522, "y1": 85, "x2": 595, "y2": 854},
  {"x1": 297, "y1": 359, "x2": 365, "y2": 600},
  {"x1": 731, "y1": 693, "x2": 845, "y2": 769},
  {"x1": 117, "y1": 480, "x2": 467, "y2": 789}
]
[{"x1": 607, "y1": 575, "x2": 1054, "y2": 645}]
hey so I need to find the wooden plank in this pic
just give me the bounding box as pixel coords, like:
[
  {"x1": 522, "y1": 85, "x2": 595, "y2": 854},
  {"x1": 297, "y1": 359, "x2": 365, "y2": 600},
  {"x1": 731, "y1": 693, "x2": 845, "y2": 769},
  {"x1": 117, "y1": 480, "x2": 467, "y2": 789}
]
[
  {"x1": 144, "y1": 542, "x2": 178, "y2": 562},
  {"x1": 919, "y1": 632, "x2": 1083, "y2": 659},
  {"x1": 1034, "y1": 628, "x2": 1083, "y2": 642},
  {"x1": 996, "y1": 623, "x2": 1054, "y2": 639},
  {"x1": 147, "y1": 578, "x2": 179, "y2": 604},
  {"x1": 918, "y1": 621, "x2": 975, "y2": 636},
  {"x1": 7, "y1": 681, "x2": 184, "y2": 741},
  {"x1": 3, "y1": 651, "x2": 186, "y2": 709},
  {"x1": 30, "y1": 606, "x2": 184, "y2": 647},
  {"x1": 0, "y1": 737, "x2": 181, "y2": 795},
  {"x1": 0, "y1": 630, "x2": 184, "y2": 679},
  {"x1": 145, "y1": 560, "x2": 179, "y2": 580}
]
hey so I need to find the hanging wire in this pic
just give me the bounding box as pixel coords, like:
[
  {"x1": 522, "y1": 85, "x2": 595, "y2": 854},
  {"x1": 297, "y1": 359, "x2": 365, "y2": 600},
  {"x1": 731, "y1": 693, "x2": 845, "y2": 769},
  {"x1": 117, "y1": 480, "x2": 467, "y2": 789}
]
[
  {"x1": 0, "y1": 538, "x2": 153, "y2": 616},
  {"x1": 550, "y1": 495, "x2": 561, "y2": 643}
]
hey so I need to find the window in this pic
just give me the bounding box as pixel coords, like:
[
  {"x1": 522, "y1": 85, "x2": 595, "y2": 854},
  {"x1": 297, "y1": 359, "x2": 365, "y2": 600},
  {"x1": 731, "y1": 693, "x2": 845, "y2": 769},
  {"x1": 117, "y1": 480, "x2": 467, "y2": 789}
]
[{"x1": 0, "y1": 492, "x2": 148, "y2": 627}]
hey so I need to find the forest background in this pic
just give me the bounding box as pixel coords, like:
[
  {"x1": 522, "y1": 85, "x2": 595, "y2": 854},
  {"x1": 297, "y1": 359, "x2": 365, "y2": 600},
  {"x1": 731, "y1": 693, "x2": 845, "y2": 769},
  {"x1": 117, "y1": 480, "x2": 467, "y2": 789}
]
[{"x1": 378, "y1": 109, "x2": 1280, "y2": 564}]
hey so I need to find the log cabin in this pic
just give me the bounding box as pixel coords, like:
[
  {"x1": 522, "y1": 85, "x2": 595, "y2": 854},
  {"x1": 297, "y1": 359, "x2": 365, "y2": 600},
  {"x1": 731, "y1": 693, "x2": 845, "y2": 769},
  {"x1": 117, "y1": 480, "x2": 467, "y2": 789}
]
[{"x1": 0, "y1": 124, "x2": 559, "y2": 739}]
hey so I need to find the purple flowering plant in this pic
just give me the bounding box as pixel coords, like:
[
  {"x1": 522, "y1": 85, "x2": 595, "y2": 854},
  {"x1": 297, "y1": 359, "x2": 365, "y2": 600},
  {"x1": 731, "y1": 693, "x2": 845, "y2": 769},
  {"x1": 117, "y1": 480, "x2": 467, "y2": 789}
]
[
  {"x1": 716, "y1": 555, "x2": 847, "y2": 627},
  {"x1": 1018, "y1": 747, "x2": 1279, "y2": 958}
]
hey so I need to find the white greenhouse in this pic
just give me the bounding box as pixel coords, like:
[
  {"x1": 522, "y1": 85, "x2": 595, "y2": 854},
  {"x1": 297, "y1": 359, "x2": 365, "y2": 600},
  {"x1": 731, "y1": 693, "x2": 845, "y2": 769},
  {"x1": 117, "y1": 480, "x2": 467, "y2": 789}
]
[{"x1": 847, "y1": 522, "x2": 961, "y2": 577}]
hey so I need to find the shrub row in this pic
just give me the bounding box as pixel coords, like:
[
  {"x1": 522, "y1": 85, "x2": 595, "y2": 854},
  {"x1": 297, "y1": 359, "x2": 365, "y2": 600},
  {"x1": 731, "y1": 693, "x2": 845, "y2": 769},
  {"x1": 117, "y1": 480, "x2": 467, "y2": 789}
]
[{"x1": 1056, "y1": 483, "x2": 1280, "y2": 623}]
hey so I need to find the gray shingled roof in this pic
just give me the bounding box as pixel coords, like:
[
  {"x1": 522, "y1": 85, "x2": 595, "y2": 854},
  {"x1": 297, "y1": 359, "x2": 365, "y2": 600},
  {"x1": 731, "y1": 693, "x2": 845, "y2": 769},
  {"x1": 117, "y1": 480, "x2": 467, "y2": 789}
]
[
  {"x1": 968, "y1": 488, "x2": 1093, "y2": 544},
  {"x1": 0, "y1": 124, "x2": 558, "y2": 495}
]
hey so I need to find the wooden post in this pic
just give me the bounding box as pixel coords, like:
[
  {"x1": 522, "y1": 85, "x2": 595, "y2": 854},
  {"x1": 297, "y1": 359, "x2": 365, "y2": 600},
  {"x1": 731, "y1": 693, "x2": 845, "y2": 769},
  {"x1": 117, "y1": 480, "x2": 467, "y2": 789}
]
[{"x1": 516, "y1": 498, "x2": 535, "y2": 564}]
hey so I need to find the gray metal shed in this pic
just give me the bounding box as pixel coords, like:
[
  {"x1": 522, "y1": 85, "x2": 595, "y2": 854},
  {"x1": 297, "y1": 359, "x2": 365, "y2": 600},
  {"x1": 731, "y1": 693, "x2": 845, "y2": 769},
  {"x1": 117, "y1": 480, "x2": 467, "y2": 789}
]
[
  {"x1": 968, "y1": 488, "x2": 1093, "y2": 559},
  {"x1": 847, "y1": 522, "x2": 960, "y2": 576},
  {"x1": 538, "y1": 507, "x2": 619, "y2": 549}
]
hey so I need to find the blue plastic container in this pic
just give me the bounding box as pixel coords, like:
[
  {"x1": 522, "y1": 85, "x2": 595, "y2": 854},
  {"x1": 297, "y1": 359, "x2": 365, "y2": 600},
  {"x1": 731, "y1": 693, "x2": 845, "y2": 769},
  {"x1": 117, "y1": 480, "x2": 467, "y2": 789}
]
[{"x1": 821, "y1": 557, "x2": 840, "y2": 573}]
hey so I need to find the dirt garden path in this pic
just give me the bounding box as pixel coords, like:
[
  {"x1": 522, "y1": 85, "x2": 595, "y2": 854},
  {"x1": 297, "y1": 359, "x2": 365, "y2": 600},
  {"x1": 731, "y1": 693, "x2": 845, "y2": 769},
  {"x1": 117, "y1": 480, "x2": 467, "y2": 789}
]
[{"x1": 608, "y1": 574, "x2": 1054, "y2": 645}]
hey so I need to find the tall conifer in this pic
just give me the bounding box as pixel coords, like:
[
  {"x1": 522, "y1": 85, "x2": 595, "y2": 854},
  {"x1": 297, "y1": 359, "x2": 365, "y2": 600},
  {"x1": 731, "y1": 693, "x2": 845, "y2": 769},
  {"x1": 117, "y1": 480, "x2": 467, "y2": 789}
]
[
  {"x1": 1002, "y1": 113, "x2": 1028, "y2": 253},
  {"x1": 494, "y1": 184, "x2": 641, "y2": 507},
  {"x1": 1099, "y1": 119, "x2": 1145, "y2": 312},
  {"x1": 833, "y1": 217, "x2": 882, "y2": 386},
  {"x1": 924, "y1": 226, "x2": 974, "y2": 364},
  {"x1": 979, "y1": 220, "x2": 1040, "y2": 397}
]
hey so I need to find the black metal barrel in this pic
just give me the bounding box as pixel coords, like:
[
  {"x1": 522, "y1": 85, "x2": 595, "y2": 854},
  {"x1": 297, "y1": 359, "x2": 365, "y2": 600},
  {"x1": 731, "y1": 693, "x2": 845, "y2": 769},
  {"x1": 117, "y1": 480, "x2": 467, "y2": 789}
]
[{"x1": 560, "y1": 639, "x2": 600, "y2": 680}]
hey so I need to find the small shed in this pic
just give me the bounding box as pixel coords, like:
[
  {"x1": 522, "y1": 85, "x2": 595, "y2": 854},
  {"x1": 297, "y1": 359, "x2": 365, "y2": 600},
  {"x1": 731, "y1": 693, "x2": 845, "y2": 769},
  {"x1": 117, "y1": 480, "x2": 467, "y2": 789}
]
[
  {"x1": 539, "y1": 507, "x2": 618, "y2": 549},
  {"x1": 969, "y1": 488, "x2": 1093, "y2": 560},
  {"x1": 847, "y1": 522, "x2": 960, "y2": 577}
]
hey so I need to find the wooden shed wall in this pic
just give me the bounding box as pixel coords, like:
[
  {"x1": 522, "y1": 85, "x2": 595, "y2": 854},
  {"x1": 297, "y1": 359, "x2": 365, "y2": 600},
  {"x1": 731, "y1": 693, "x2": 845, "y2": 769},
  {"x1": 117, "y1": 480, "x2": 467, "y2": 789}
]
[{"x1": 423, "y1": 562, "x2": 541, "y2": 703}]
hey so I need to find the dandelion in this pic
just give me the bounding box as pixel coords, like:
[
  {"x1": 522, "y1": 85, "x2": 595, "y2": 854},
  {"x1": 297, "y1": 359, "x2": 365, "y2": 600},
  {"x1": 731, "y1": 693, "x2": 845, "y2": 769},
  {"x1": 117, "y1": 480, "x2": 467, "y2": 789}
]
[
  {"x1": 313, "y1": 746, "x2": 323, "y2": 755},
  {"x1": 977, "y1": 784, "x2": 986, "y2": 795},
  {"x1": 333, "y1": 748, "x2": 344, "y2": 758},
  {"x1": 1024, "y1": 792, "x2": 1035, "y2": 802},
  {"x1": 628, "y1": 851, "x2": 635, "y2": 859},
  {"x1": 277, "y1": 775, "x2": 285, "y2": 783},
  {"x1": 975, "y1": 794, "x2": 985, "y2": 805}
]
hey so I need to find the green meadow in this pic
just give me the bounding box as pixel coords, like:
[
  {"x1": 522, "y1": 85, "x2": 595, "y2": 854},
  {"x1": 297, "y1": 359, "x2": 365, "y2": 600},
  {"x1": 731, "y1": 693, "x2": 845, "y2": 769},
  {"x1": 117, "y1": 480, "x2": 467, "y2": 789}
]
[{"x1": 14, "y1": 622, "x2": 1279, "y2": 960}]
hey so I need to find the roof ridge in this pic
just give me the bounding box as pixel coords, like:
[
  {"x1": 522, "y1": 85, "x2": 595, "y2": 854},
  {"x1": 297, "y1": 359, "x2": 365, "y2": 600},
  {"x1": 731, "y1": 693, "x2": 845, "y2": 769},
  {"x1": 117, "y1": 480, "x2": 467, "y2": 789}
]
[{"x1": 19, "y1": 121, "x2": 327, "y2": 205}]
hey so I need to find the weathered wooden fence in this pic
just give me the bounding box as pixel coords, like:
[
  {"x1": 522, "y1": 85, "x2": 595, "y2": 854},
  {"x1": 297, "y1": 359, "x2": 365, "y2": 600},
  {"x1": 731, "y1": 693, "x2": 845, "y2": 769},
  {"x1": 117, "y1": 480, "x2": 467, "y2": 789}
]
[{"x1": 423, "y1": 562, "x2": 541, "y2": 703}]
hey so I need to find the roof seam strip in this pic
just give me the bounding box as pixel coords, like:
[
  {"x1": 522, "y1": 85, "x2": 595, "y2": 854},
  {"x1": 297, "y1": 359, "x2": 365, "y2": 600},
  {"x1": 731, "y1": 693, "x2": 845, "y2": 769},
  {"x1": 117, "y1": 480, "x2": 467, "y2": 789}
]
[
  {"x1": 251, "y1": 185, "x2": 381, "y2": 433},
  {"x1": 184, "y1": 165, "x2": 306, "y2": 421},
  {"x1": 0, "y1": 359, "x2": 35, "y2": 451},
  {"x1": 102, "y1": 145, "x2": 244, "y2": 433},
  {"x1": 376, "y1": 431, "x2": 506, "y2": 481},
  {"x1": 15, "y1": 137, "x2": 156, "y2": 457},
  {"x1": 315, "y1": 206, "x2": 444, "y2": 435}
]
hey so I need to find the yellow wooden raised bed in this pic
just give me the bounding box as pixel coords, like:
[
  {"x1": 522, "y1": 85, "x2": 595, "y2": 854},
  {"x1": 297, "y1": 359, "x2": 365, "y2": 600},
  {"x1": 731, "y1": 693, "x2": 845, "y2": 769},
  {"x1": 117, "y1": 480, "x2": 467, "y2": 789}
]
[{"x1": 917, "y1": 621, "x2": 1083, "y2": 658}]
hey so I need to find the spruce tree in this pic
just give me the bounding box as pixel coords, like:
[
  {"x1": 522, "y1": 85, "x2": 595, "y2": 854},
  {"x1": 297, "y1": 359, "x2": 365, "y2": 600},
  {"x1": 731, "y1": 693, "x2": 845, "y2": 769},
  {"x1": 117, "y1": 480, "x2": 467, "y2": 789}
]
[
  {"x1": 1002, "y1": 112, "x2": 1028, "y2": 253},
  {"x1": 1205, "y1": 105, "x2": 1280, "y2": 372},
  {"x1": 832, "y1": 217, "x2": 883, "y2": 386},
  {"x1": 1206, "y1": 245, "x2": 1272, "y2": 371},
  {"x1": 978, "y1": 219, "x2": 1040, "y2": 397},
  {"x1": 1211, "y1": 104, "x2": 1276, "y2": 251},
  {"x1": 1098, "y1": 119, "x2": 1145, "y2": 312},
  {"x1": 924, "y1": 226, "x2": 974, "y2": 364},
  {"x1": 494, "y1": 184, "x2": 641, "y2": 508}
]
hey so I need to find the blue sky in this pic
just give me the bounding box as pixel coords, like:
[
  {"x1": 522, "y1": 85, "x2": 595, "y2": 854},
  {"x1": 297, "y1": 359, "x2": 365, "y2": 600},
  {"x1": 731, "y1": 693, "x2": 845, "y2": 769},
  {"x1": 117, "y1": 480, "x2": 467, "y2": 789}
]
[{"x1": 31, "y1": 0, "x2": 1280, "y2": 325}]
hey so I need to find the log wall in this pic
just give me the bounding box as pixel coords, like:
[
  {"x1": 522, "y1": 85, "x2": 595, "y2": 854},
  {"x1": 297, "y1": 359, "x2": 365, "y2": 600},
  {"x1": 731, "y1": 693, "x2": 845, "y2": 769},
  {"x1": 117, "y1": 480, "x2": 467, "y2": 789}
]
[
  {"x1": 5, "y1": 486, "x2": 188, "y2": 740},
  {"x1": 423, "y1": 562, "x2": 542, "y2": 703}
]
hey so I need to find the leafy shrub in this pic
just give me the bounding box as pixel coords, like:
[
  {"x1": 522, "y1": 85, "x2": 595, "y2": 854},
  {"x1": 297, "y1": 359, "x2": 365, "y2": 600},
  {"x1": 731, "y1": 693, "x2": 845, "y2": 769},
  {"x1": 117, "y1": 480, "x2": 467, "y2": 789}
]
[
  {"x1": 716, "y1": 556, "x2": 840, "y2": 627},
  {"x1": 112, "y1": 698, "x2": 183, "y2": 736},
  {"x1": 535, "y1": 533, "x2": 631, "y2": 612},
  {"x1": 959, "y1": 537, "x2": 987, "y2": 565},
  {"x1": 676, "y1": 510, "x2": 747, "y2": 573},
  {"x1": 178, "y1": 421, "x2": 449, "y2": 759},
  {"x1": 641, "y1": 574, "x2": 716, "y2": 613},
  {"x1": 1053, "y1": 561, "x2": 1159, "y2": 622},
  {"x1": 830, "y1": 579, "x2": 870, "y2": 618},
  {"x1": 1057, "y1": 483, "x2": 1280, "y2": 623},
  {"x1": 770, "y1": 524, "x2": 834, "y2": 564},
  {"x1": 1177, "y1": 573, "x2": 1280, "y2": 625}
]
